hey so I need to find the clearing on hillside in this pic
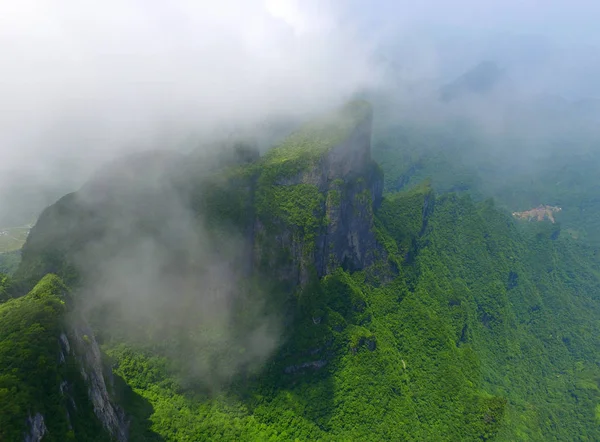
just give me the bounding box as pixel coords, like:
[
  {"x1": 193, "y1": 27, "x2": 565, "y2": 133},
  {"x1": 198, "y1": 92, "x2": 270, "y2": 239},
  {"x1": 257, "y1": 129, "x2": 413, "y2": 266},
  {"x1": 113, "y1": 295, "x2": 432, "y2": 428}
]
[
  {"x1": 0, "y1": 226, "x2": 31, "y2": 252},
  {"x1": 512, "y1": 205, "x2": 562, "y2": 223}
]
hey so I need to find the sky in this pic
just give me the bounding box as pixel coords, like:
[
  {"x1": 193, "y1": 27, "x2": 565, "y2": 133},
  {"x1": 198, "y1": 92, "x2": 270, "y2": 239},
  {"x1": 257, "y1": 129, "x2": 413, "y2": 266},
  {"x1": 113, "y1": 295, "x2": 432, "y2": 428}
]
[
  {"x1": 1, "y1": 0, "x2": 600, "y2": 223},
  {"x1": 0, "y1": 1, "x2": 374, "y2": 171},
  {"x1": 350, "y1": 0, "x2": 600, "y2": 44}
]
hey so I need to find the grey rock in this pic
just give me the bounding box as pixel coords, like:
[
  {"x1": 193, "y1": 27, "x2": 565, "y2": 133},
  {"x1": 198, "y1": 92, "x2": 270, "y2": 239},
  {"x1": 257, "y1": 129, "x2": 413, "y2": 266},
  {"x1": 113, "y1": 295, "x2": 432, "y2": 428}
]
[
  {"x1": 68, "y1": 321, "x2": 129, "y2": 441},
  {"x1": 284, "y1": 360, "x2": 327, "y2": 374},
  {"x1": 254, "y1": 108, "x2": 383, "y2": 288},
  {"x1": 24, "y1": 413, "x2": 46, "y2": 442}
]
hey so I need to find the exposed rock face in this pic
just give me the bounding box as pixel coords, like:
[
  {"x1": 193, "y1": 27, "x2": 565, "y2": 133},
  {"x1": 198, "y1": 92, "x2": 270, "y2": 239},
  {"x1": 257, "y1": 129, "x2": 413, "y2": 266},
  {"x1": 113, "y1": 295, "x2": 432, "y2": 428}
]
[
  {"x1": 253, "y1": 101, "x2": 383, "y2": 287},
  {"x1": 68, "y1": 320, "x2": 129, "y2": 442},
  {"x1": 316, "y1": 114, "x2": 383, "y2": 276},
  {"x1": 57, "y1": 319, "x2": 129, "y2": 441},
  {"x1": 512, "y1": 205, "x2": 561, "y2": 223},
  {"x1": 24, "y1": 413, "x2": 46, "y2": 442}
]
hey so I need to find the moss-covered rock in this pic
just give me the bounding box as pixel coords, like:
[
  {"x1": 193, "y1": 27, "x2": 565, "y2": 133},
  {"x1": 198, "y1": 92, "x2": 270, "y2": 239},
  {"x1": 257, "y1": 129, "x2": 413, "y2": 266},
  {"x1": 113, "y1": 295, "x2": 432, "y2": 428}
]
[{"x1": 253, "y1": 100, "x2": 383, "y2": 286}]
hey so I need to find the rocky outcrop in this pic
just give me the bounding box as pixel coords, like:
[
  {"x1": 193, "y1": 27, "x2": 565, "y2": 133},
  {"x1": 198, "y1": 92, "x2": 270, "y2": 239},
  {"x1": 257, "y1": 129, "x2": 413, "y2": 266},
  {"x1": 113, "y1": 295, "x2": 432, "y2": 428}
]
[
  {"x1": 17, "y1": 101, "x2": 382, "y2": 295},
  {"x1": 67, "y1": 319, "x2": 129, "y2": 442},
  {"x1": 0, "y1": 275, "x2": 125, "y2": 442},
  {"x1": 315, "y1": 113, "x2": 383, "y2": 276},
  {"x1": 53, "y1": 321, "x2": 128, "y2": 441},
  {"x1": 253, "y1": 100, "x2": 384, "y2": 287},
  {"x1": 12, "y1": 101, "x2": 384, "y2": 436},
  {"x1": 284, "y1": 360, "x2": 327, "y2": 374},
  {"x1": 24, "y1": 414, "x2": 46, "y2": 442}
]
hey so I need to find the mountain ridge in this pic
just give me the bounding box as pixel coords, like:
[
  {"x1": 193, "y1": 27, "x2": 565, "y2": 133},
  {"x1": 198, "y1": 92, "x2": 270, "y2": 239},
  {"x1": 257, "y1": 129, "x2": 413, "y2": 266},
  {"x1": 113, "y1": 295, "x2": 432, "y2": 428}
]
[{"x1": 1, "y1": 100, "x2": 600, "y2": 441}]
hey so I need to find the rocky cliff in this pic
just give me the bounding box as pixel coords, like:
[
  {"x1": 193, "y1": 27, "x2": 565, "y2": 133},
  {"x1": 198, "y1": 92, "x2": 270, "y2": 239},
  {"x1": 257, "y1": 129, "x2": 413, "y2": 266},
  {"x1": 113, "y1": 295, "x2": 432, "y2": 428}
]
[
  {"x1": 66, "y1": 318, "x2": 128, "y2": 441},
  {"x1": 252, "y1": 100, "x2": 383, "y2": 287},
  {"x1": 0, "y1": 274, "x2": 126, "y2": 441},
  {"x1": 8, "y1": 100, "x2": 384, "y2": 437},
  {"x1": 16, "y1": 100, "x2": 383, "y2": 293}
]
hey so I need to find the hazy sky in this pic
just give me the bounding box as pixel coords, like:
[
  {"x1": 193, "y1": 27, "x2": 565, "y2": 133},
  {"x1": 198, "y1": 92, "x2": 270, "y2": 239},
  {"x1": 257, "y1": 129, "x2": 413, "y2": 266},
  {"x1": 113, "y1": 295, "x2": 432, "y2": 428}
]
[
  {"x1": 1, "y1": 0, "x2": 599, "y2": 222},
  {"x1": 350, "y1": 0, "x2": 600, "y2": 43},
  {"x1": 0, "y1": 1, "x2": 375, "y2": 171}
]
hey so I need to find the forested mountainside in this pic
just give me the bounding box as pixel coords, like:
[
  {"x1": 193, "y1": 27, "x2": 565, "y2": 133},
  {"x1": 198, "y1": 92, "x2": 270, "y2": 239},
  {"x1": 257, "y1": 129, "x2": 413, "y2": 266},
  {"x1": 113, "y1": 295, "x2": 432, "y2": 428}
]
[
  {"x1": 373, "y1": 104, "x2": 600, "y2": 247},
  {"x1": 1, "y1": 101, "x2": 600, "y2": 441}
]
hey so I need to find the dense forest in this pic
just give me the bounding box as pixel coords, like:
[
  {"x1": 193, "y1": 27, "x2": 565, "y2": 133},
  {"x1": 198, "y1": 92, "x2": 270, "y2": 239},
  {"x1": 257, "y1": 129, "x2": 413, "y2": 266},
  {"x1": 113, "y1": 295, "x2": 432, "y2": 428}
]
[{"x1": 1, "y1": 98, "x2": 600, "y2": 441}]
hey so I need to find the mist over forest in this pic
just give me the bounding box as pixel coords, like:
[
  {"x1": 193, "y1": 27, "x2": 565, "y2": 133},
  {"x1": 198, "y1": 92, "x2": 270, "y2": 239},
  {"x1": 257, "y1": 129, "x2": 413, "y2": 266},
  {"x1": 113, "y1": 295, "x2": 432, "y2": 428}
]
[
  {"x1": 2, "y1": 1, "x2": 600, "y2": 226},
  {"x1": 1, "y1": 1, "x2": 600, "y2": 441}
]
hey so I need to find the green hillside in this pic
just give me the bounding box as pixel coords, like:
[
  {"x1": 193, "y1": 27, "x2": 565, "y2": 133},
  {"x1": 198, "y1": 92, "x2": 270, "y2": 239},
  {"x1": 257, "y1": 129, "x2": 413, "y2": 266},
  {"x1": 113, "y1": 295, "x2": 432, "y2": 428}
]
[
  {"x1": 1, "y1": 101, "x2": 600, "y2": 440},
  {"x1": 0, "y1": 275, "x2": 112, "y2": 441},
  {"x1": 99, "y1": 190, "x2": 600, "y2": 441},
  {"x1": 372, "y1": 114, "x2": 600, "y2": 247}
]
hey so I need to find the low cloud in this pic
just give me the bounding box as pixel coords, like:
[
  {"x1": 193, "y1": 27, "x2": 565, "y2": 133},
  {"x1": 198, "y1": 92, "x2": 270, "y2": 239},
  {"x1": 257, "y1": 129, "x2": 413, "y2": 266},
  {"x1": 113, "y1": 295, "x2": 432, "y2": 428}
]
[
  {"x1": 0, "y1": 0, "x2": 381, "y2": 224},
  {"x1": 70, "y1": 151, "x2": 280, "y2": 390}
]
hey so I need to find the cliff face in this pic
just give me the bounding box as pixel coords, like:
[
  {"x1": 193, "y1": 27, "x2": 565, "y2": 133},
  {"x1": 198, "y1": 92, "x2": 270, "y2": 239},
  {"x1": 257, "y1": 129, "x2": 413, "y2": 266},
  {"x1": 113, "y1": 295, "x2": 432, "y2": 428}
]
[
  {"x1": 66, "y1": 319, "x2": 129, "y2": 441},
  {"x1": 16, "y1": 100, "x2": 383, "y2": 294},
  {"x1": 252, "y1": 100, "x2": 383, "y2": 287},
  {"x1": 0, "y1": 274, "x2": 126, "y2": 442},
  {"x1": 317, "y1": 120, "x2": 383, "y2": 276}
]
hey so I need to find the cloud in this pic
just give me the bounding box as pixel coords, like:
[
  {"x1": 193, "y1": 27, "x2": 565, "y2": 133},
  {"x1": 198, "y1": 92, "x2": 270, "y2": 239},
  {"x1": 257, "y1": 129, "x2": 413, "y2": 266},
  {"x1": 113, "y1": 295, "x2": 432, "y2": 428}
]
[
  {"x1": 0, "y1": 0, "x2": 381, "y2": 225},
  {"x1": 73, "y1": 159, "x2": 281, "y2": 389},
  {"x1": 2, "y1": 0, "x2": 599, "y2": 190},
  {"x1": 0, "y1": 1, "x2": 377, "y2": 161},
  {"x1": 0, "y1": 0, "x2": 387, "y2": 386}
]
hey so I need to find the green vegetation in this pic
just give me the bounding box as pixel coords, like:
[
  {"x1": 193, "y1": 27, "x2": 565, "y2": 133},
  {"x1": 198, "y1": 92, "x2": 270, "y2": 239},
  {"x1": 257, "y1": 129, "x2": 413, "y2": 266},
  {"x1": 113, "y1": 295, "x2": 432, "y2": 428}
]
[
  {"x1": 106, "y1": 344, "x2": 282, "y2": 441},
  {"x1": 256, "y1": 183, "x2": 325, "y2": 234},
  {"x1": 258, "y1": 99, "x2": 371, "y2": 184},
  {"x1": 3, "y1": 100, "x2": 600, "y2": 440},
  {"x1": 377, "y1": 180, "x2": 433, "y2": 259},
  {"x1": 0, "y1": 273, "x2": 10, "y2": 302},
  {"x1": 89, "y1": 190, "x2": 599, "y2": 441},
  {"x1": 0, "y1": 274, "x2": 107, "y2": 441}
]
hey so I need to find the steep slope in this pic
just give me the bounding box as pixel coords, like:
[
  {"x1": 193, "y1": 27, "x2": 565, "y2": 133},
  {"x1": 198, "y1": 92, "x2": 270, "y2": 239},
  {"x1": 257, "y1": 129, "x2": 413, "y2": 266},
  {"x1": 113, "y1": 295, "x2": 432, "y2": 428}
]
[
  {"x1": 3, "y1": 100, "x2": 600, "y2": 441},
  {"x1": 14, "y1": 101, "x2": 382, "y2": 293},
  {"x1": 252, "y1": 99, "x2": 383, "y2": 286},
  {"x1": 6, "y1": 101, "x2": 385, "y2": 439},
  {"x1": 102, "y1": 187, "x2": 600, "y2": 441},
  {"x1": 0, "y1": 274, "x2": 127, "y2": 441}
]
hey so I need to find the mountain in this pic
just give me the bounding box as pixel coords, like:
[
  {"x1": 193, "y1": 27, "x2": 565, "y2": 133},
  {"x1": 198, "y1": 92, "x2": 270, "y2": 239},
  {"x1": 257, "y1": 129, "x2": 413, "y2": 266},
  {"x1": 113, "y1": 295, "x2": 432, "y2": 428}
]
[
  {"x1": 373, "y1": 87, "x2": 600, "y2": 248},
  {"x1": 440, "y1": 61, "x2": 509, "y2": 102},
  {"x1": 1, "y1": 101, "x2": 600, "y2": 440}
]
